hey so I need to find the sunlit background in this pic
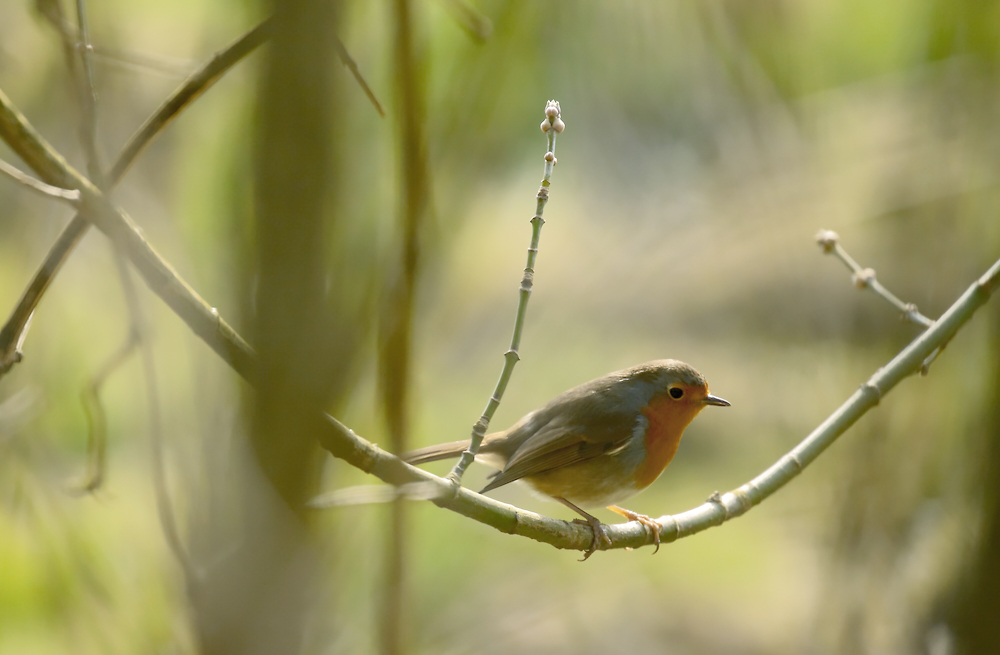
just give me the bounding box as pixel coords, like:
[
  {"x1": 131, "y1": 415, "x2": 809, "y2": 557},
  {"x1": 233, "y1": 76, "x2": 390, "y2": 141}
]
[{"x1": 1, "y1": 1, "x2": 999, "y2": 653}]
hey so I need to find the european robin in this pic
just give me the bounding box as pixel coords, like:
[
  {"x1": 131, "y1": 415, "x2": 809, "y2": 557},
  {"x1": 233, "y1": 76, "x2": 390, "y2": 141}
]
[{"x1": 405, "y1": 359, "x2": 729, "y2": 559}]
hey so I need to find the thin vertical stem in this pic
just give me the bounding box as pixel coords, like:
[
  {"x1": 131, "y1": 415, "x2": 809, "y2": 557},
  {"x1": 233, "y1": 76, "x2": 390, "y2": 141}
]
[{"x1": 447, "y1": 101, "x2": 564, "y2": 486}]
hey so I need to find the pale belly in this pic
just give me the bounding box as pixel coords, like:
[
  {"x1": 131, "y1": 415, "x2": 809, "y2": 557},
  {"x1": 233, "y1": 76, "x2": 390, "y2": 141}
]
[{"x1": 519, "y1": 439, "x2": 650, "y2": 508}]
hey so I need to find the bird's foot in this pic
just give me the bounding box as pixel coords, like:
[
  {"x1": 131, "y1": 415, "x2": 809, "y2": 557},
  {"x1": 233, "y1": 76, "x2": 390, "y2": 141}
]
[
  {"x1": 571, "y1": 516, "x2": 612, "y2": 561},
  {"x1": 556, "y1": 496, "x2": 611, "y2": 561},
  {"x1": 608, "y1": 505, "x2": 662, "y2": 554}
]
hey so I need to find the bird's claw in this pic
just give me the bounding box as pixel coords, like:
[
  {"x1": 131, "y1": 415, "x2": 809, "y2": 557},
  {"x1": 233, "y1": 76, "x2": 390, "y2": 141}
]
[
  {"x1": 614, "y1": 508, "x2": 662, "y2": 554},
  {"x1": 572, "y1": 517, "x2": 612, "y2": 561}
]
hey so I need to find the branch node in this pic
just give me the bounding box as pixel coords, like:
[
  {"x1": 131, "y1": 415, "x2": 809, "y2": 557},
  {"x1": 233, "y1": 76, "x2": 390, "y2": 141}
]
[
  {"x1": 705, "y1": 490, "x2": 730, "y2": 519},
  {"x1": 860, "y1": 381, "x2": 882, "y2": 404},
  {"x1": 669, "y1": 514, "x2": 683, "y2": 539},
  {"x1": 852, "y1": 267, "x2": 875, "y2": 289},
  {"x1": 443, "y1": 473, "x2": 464, "y2": 500},
  {"x1": 732, "y1": 485, "x2": 755, "y2": 513},
  {"x1": 509, "y1": 509, "x2": 522, "y2": 535}
]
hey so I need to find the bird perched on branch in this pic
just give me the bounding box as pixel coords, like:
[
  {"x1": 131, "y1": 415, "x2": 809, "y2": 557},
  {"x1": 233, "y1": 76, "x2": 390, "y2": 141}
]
[{"x1": 405, "y1": 359, "x2": 729, "y2": 559}]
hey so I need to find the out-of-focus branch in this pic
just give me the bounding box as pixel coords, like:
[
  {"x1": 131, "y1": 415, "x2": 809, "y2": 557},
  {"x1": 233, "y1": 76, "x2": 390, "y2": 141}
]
[
  {"x1": 333, "y1": 36, "x2": 385, "y2": 117},
  {"x1": 38, "y1": 4, "x2": 192, "y2": 578},
  {"x1": 75, "y1": 317, "x2": 135, "y2": 492},
  {"x1": 0, "y1": 15, "x2": 383, "y2": 378},
  {"x1": 437, "y1": 0, "x2": 493, "y2": 42},
  {"x1": 72, "y1": 0, "x2": 103, "y2": 184},
  {"x1": 0, "y1": 158, "x2": 80, "y2": 203},
  {"x1": 0, "y1": 87, "x2": 257, "y2": 384},
  {"x1": 0, "y1": 20, "x2": 271, "y2": 378},
  {"x1": 66, "y1": 0, "x2": 120, "y2": 495}
]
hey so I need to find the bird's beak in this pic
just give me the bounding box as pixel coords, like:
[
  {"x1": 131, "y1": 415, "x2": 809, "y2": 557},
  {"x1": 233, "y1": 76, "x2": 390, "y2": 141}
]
[{"x1": 703, "y1": 394, "x2": 731, "y2": 407}]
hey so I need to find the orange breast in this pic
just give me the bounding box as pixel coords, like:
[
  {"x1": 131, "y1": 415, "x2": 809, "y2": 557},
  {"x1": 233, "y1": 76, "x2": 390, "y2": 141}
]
[{"x1": 634, "y1": 394, "x2": 703, "y2": 489}]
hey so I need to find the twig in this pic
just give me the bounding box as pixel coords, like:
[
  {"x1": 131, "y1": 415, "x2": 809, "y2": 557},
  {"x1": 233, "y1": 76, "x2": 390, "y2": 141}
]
[
  {"x1": 115, "y1": 256, "x2": 194, "y2": 575},
  {"x1": 65, "y1": 1, "x2": 194, "y2": 576},
  {"x1": 67, "y1": 0, "x2": 117, "y2": 493},
  {"x1": 0, "y1": 16, "x2": 384, "y2": 379},
  {"x1": 110, "y1": 18, "x2": 275, "y2": 184},
  {"x1": 317, "y1": 256, "x2": 1000, "y2": 555},
  {"x1": 88, "y1": 46, "x2": 198, "y2": 79},
  {"x1": 107, "y1": 18, "x2": 380, "y2": 184},
  {"x1": 75, "y1": 323, "x2": 136, "y2": 493},
  {"x1": 333, "y1": 36, "x2": 386, "y2": 117},
  {"x1": 446, "y1": 99, "x2": 564, "y2": 487},
  {"x1": 437, "y1": 0, "x2": 493, "y2": 42},
  {"x1": 816, "y1": 229, "x2": 945, "y2": 372},
  {"x1": 0, "y1": 158, "x2": 80, "y2": 203},
  {"x1": 816, "y1": 229, "x2": 935, "y2": 328},
  {"x1": 73, "y1": 0, "x2": 103, "y2": 185},
  {"x1": 0, "y1": 20, "x2": 270, "y2": 378},
  {"x1": 0, "y1": 87, "x2": 257, "y2": 383}
]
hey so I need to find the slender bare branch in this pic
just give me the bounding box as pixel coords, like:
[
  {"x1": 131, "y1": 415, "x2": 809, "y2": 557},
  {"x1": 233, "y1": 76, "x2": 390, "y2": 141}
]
[
  {"x1": 0, "y1": 15, "x2": 383, "y2": 378},
  {"x1": 438, "y1": 0, "x2": 493, "y2": 42},
  {"x1": 334, "y1": 36, "x2": 385, "y2": 117},
  {"x1": 446, "y1": 100, "x2": 564, "y2": 486},
  {"x1": 0, "y1": 158, "x2": 80, "y2": 203},
  {"x1": 816, "y1": 229, "x2": 935, "y2": 327},
  {"x1": 318, "y1": 256, "x2": 1000, "y2": 554},
  {"x1": 0, "y1": 87, "x2": 257, "y2": 384},
  {"x1": 0, "y1": 20, "x2": 270, "y2": 378},
  {"x1": 75, "y1": 323, "x2": 136, "y2": 493}
]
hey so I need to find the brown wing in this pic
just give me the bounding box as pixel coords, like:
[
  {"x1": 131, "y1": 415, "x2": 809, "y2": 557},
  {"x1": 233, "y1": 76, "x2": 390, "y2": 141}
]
[
  {"x1": 476, "y1": 362, "x2": 668, "y2": 494},
  {"x1": 479, "y1": 421, "x2": 633, "y2": 494}
]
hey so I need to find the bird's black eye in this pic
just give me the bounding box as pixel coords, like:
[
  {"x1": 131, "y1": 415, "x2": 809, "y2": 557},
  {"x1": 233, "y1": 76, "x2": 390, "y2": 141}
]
[{"x1": 668, "y1": 386, "x2": 684, "y2": 399}]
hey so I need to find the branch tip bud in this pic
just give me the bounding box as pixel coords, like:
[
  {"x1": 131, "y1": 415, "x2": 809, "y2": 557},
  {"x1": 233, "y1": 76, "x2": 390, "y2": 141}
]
[
  {"x1": 541, "y1": 100, "x2": 564, "y2": 132},
  {"x1": 815, "y1": 229, "x2": 839, "y2": 253}
]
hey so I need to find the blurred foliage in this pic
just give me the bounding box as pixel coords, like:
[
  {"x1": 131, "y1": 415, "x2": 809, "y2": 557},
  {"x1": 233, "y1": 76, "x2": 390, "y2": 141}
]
[{"x1": 1, "y1": 0, "x2": 999, "y2": 654}]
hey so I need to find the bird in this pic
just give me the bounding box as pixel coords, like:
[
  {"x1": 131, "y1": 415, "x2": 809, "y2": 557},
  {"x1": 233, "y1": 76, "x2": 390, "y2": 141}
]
[{"x1": 404, "y1": 359, "x2": 729, "y2": 559}]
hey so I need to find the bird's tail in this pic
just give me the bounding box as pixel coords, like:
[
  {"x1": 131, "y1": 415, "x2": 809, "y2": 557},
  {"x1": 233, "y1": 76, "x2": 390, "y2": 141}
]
[{"x1": 402, "y1": 439, "x2": 470, "y2": 465}]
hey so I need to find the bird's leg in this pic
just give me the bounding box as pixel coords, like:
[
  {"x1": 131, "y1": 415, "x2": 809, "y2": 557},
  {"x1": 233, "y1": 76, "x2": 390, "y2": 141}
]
[
  {"x1": 555, "y1": 497, "x2": 611, "y2": 561},
  {"x1": 608, "y1": 505, "x2": 662, "y2": 554}
]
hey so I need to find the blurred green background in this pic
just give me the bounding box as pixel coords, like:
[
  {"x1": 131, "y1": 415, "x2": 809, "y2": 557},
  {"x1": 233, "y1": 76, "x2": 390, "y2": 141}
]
[{"x1": 2, "y1": 0, "x2": 999, "y2": 653}]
